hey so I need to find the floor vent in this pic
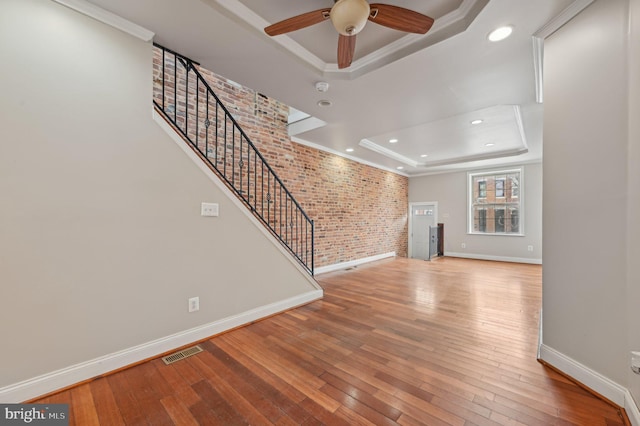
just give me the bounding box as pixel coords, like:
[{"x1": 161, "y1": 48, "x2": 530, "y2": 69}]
[{"x1": 161, "y1": 345, "x2": 203, "y2": 365}]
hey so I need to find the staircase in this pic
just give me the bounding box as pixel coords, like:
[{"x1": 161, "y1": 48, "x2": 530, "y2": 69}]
[{"x1": 152, "y1": 44, "x2": 314, "y2": 275}]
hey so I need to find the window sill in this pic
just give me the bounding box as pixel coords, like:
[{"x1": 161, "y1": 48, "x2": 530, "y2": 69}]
[{"x1": 467, "y1": 232, "x2": 525, "y2": 237}]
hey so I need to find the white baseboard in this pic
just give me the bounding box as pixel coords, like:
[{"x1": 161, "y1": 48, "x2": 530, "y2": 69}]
[
  {"x1": 314, "y1": 252, "x2": 396, "y2": 274},
  {"x1": 0, "y1": 289, "x2": 322, "y2": 403},
  {"x1": 539, "y1": 344, "x2": 640, "y2": 425},
  {"x1": 445, "y1": 251, "x2": 542, "y2": 265},
  {"x1": 627, "y1": 394, "x2": 640, "y2": 426}
]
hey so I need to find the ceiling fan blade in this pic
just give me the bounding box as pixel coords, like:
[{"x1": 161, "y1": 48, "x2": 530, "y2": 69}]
[
  {"x1": 368, "y1": 4, "x2": 434, "y2": 34},
  {"x1": 264, "y1": 9, "x2": 331, "y2": 36},
  {"x1": 338, "y1": 34, "x2": 356, "y2": 69}
]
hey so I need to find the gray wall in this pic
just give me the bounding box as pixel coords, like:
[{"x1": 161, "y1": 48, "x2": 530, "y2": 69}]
[
  {"x1": 543, "y1": 0, "x2": 636, "y2": 397},
  {"x1": 628, "y1": 0, "x2": 640, "y2": 406},
  {"x1": 0, "y1": 0, "x2": 316, "y2": 390},
  {"x1": 409, "y1": 163, "x2": 542, "y2": 263}
]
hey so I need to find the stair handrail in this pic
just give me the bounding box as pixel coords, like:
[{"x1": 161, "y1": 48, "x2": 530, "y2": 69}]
[{"x1": 153, "y1": 43, "x2": 314, "y2": 275}]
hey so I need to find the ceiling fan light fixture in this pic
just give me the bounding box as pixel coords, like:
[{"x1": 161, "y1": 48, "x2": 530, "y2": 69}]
[{"x1": 330, "y1": 0, "x2": 370, "y2": 36}]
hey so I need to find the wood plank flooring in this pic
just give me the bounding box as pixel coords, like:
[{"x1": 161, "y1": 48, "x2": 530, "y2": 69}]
[{"x1": 34, "y1": 257, "x2": 628, "y2": 425}]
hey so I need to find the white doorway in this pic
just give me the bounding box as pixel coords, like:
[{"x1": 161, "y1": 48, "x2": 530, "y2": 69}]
[{"x1": 409, "y1": 202, "x2": 438, "y2": 260}]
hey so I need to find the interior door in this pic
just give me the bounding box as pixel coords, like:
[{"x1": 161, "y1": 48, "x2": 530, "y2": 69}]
[{"x1": 410, "y1": 203, "x2": 436, "y2": 260}]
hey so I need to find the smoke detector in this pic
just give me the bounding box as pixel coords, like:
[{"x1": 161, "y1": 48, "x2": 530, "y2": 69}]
[{"x1": 315, "y1": 81, "x2": 330, "y2": 92}]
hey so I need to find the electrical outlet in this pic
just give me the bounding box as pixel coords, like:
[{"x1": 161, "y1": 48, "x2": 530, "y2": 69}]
[
  {"x1": 188, "y1": 297, "x2": 199, "y2": 313},
  {"x1": 201, "y1": 202, "x2": 219, "y2": 217},
  {"x1": 528, "y1": 245, "x2": 534, "y2": 252},
  {"x1": 461, "y1": 243, "x2": 466, "y2": 249},
  {"x1": 631, "y1": 351, "x2": 640, "y2": 374}
]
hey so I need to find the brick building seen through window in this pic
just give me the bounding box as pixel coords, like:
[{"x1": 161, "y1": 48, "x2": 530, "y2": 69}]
[{"x1": 469, "y1": 169, "x2": 521, "y2": 234}]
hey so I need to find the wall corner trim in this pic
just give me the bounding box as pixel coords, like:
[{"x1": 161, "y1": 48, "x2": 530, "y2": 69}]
[
  {"x1": 538, "y1": 344, "x2": 640, "y2": 425},
  {"x1": 0, "y1": 289, "x2": 322, "y2": 403},
  {"x1": 51, "y1": 0, "x2": 155, "y2": 42}
]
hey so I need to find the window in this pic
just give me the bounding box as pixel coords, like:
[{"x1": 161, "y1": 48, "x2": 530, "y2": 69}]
[
  {"x1": 478, "y1": 209, "x2": 487, "y2": 232},
  {"x1": 495, "y1": 179, "x2": 505, "y2": 197},
  {"x1": 511, "y1": 176, "x2": 519, "y2": 198},
  {"x1": 478, "y1": 181, "x2": 487, "y2": 198},
  {"x1": 495, "y1": 209, "x2": 505, "y2": 232},
  {"x1": 510, "y1": 208, "x2": 519, "y2": 233},
  {"x1": 468, "y1": 168, "x2": 523, "y2": 235}
]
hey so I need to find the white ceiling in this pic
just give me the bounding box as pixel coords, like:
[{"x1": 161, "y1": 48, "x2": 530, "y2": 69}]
[{"x1": 86, "y1": 0, "x2": 577, "y2": 175}]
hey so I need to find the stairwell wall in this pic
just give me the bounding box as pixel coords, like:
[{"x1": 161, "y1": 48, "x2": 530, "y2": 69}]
[{"x1": 0, "y1": 0, "x2": 319, "y2": 397}]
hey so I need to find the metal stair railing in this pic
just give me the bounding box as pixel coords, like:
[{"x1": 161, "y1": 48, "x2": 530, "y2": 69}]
[{"x1": 152, "y1": 44, "x2": 314, "y2": 275}]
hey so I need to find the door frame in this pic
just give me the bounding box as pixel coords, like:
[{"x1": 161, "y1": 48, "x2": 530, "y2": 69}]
[{"x1": 408, "y1": 201, "x2": 438, "y2": 259}]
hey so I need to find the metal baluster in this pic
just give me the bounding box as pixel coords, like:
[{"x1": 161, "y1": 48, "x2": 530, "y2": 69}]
[
  {"x1": 185, "y1": 63, "x2": 188, "y2": 137},
  {"x1": 205, "y1": 91, "x2": 209, "y2": 159},
  {"x1": 224, "y1": 115, "x2": 228, "y2": 178},
  {"x1": 238, "y1": 134, "x2": 243, "y2": 201},
  {"x1": 196, "y1": 74, "x2": 199, "y2": 151},
  {"x1": 162, "y1": 48, "x2": 165, "y2": 110}
]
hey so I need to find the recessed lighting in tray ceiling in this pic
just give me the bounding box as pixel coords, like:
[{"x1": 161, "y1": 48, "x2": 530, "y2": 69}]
[
  {"x1": 471, "y1": 119, "x2": 483, "y2": 125},
  {"x1": 346, "y1": 148, "x2": 354, "y2": 152},
  {"x1": 488, "y1": 25, "x2": 513, "y2": 42},
  {"x1": 389, "y1": 138, "x2": 398, "y2": 143},
  {"x1": 485, "y1": 143, "x2": 495, "y2": 147},
  {"x1": 317, "y1": 100, "x2": 332, "y2": 107}
]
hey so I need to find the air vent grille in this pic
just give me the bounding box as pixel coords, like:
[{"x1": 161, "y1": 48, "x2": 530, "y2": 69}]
[{"x1": 161, "y1": 345, "x2": 203, "y2": 365}]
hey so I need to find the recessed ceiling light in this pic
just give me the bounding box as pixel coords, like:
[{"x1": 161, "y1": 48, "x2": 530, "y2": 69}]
[
  {"x1": 397, "y1": 166, "x2": 404, "y2": 170},
  {"x1": 488, "y1": 26, "x2": 513, "y2": 42},
  {"x1": 389, "y1": 138, "x2": 398, "y2": 143},
  {"x1": 471, "y1": 119, "x2": 483, "y2": 125},
  {"x1": 485, "y1": 143, "x2": 495, "y2": 147},
  {"x1": 346, "y1": 148, "x2": 354, "y2": 152},
  {"x1": 317, "y1": 100, "x2": 332, "y2": 107},
  {"x1": 420, "y1": 154, "x2": 428, "y2": 158}
]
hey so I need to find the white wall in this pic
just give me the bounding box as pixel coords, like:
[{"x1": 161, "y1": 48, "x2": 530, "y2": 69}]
[
  {"x1": 409, "y1": 163, "x2": 542, "y2": 263},
  {"x1": 0, "y1": 0, "x2": 319, "y2": 399},
  {"x1": 542, "y1": 0, "x2": 638, "y2": 412}
]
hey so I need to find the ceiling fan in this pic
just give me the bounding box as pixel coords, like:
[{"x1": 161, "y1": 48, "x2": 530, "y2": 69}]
[{"x1": 264, "y1": 0, "x2": 434, "y2": 69}]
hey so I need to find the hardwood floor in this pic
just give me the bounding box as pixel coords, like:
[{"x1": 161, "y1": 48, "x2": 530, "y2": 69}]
[{"x1": 34, "y1": 257, "x2": 628, "y2": 425}]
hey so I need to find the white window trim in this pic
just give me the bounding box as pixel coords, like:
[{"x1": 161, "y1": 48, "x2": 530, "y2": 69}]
[{"x1": 467, "y1": 167, "x2": 524, "y2": 236}]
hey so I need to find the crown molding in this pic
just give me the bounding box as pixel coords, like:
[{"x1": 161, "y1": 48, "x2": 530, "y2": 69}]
[
  {"x1": 532, "y1": 0, "x2": 596, "y2": 104},
  {"x1": 50, "y1": 0, "x2": 154, "y2": 41},
  {"x1": 291, "y1": 137, "x2": 409, "y2": 177},
  {"x1": 208, "y1": 0, "x2": 489, "y2": 79}
]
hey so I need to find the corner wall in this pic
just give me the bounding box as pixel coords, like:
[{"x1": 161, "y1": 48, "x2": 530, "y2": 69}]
[
  {"x1": 0, "y1": 0, "x2": 318, "y2": 400},
  {"x1": 542, "y1": 0, "x2": 638, "y2": 416},
  {"x1": 628, "y1": 0, "x2": 640, "y2": 410}
]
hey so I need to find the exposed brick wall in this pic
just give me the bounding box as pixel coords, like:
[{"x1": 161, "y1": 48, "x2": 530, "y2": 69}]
[{"x1": 153, "y1": 47, "x2": 408, "y2": 267}]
